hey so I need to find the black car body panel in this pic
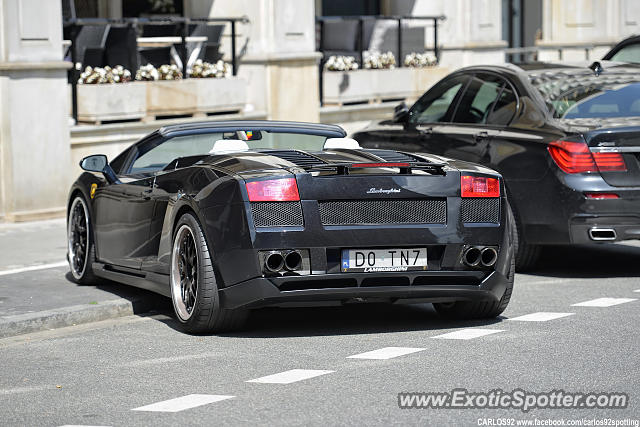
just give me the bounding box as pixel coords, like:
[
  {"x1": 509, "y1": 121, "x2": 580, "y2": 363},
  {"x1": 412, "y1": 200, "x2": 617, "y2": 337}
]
[
  {"x1": 352, "y1": 62, "x2": 640, "y2": 246},
  {"x1": 68, "y1": 121, "x2": 513, "y2": 309}
]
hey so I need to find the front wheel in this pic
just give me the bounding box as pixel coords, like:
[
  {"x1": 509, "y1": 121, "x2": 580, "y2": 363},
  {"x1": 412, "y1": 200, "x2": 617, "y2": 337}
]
[
  {"x1": 170, "y1": 212, "x2": 248, "y2": 334},
  {"x1": 68, "y1": 195, "x2": 97, "y2": 285}
]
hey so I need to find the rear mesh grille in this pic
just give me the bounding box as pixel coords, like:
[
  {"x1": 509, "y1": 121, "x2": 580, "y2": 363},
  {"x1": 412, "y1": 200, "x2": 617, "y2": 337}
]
[
  {"x1": 461, "y1": 198, "x2": 500, "y2": 223},
  {"x1": 318, "y1": 199, "x2": 446, "y2": 225},
  {"x1": 250, "y1": 202, "x2": 304, "y2": 227}
]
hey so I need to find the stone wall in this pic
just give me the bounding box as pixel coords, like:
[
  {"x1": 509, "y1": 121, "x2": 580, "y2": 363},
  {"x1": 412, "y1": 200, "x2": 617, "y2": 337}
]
[{"x1": 381, "y1": 0, "x2": 507, "y2": 69}]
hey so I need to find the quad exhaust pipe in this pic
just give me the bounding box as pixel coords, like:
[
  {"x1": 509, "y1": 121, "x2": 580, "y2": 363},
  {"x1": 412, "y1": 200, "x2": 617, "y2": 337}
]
[
  {"x1": 463, "y1": 246, "x2": 498, "y2": 268},
  {"x1": 264, "y1": 250, "x2": 304, "y2": 273},
  {"x1": 284, "y1": 250, "x2": 303, "y2": 271},
  {"x1": 480, "y1": 247, "x2": 498, "y2": 267},
  {"x1": 264, "y1": 251, "x2": 285, "y2": 273},
  {"x1": 589, "y1": 227, "x2": 617, "y2": 241},
  {"x1": 463, "y1": 247, "x2": 482, "y2": 267}
]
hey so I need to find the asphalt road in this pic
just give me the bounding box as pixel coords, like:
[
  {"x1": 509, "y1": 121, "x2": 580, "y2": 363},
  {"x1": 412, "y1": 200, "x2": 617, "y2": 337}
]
[{"x1": 0, "y1": 239, "x2": 638, "y2": 426}]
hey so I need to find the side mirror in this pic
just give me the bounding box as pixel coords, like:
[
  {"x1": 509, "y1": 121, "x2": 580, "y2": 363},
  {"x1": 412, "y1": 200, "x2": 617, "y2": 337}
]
[
  {"x1": 393, "y1": 101, "x2": 410, "y2": 123},
  {"x1": 80, "y1": 155, "x2": 107, "y2": 172},
  {"x1": 80, "y1": 155, "x2": 120, "y2": 184}
]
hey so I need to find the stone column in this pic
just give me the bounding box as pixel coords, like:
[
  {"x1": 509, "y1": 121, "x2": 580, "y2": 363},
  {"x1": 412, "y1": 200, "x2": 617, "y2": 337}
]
[
  {"x1": 0, "y1": 0, "x2": 72, "y2": 221},
  {"x1": 186, "y1": 0, "x2": 321, "y2": 122}
]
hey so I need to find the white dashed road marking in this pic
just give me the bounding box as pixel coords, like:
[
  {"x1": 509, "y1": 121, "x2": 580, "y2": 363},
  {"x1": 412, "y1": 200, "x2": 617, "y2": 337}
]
[
  {"x1": 634, "y1": 289, "x2": 640, "y2": 293},
  {"x1": 508, "y1": 312, "x2": 574, "y2": 322},
  {"x1": 131, "y1": 394, "x2": 234, "y2": 412},
  {"x1": 572, "y1": 298, "x2": 637, "y2": 307},
  {"x1": 0, "y1": 385, "x2": 59, "y2": 395},
  {"x1": 347, "y1": 347, "x2": 425, "y2": 360},
  {"x1": 247, "y1": 369, "x2": 334, "y2": 384},
  {"x1": 432, "y1": 329, "x2": 504, "y2": 340},
  {"x1": 59, "y1": 425, "x2": 111, "y2": 427},
  {"x1": 0, "y1": 261, "x2": 67, "y2": 277}
]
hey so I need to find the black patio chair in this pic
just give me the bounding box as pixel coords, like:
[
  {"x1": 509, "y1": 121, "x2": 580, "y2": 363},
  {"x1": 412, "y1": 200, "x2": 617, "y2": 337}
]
[
  {"x1": 71, "y1": 25, "x2": 110, "y2": 68},
  {"x1": 104, "y1": 25, "x2": 139, "y2": 71},
  {"x1": 138, "y1": 23, "x2": 180, "y2": 67},
  {"x1": 187, "y1": 24, "x2": 225, "y2": 64},
  {"x1": 319, "y1": 19, "x2": 375, "y2": 64}
]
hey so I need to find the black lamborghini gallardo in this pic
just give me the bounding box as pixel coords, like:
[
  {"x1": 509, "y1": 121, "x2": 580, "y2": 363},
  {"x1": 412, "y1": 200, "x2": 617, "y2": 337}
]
[{"x1": 67, "y1": 121, "x2": 515, "y2": 333}]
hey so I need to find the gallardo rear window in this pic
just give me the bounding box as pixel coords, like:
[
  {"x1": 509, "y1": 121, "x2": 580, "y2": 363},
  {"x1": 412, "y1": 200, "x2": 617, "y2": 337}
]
[{"x1": 529, "y1": 71, "x2": 640, "y2": 119}]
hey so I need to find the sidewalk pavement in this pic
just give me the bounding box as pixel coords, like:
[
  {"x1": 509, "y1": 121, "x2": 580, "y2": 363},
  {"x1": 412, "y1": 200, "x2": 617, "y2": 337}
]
[{"x1": 0, "y1": 219, "x2": 166, "y2": 339}]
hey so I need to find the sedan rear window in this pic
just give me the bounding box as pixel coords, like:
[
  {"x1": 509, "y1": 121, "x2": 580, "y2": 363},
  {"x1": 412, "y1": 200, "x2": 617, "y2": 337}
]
[
  {"x1": 529, "y1": 71, "x2": 640, "y2": 119},
  {"x1": 609, "y1": 44, "x2": 640, "y2": 63}
]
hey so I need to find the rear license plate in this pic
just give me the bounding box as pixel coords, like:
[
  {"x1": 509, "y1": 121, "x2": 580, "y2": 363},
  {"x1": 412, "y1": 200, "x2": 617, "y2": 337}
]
[{"x1": 341, "y1": 248, "x2": 427, "y2": 272}]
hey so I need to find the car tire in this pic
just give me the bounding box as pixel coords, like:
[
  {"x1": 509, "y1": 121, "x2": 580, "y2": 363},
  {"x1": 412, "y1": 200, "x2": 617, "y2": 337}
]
[
  {"x1": 433, "y1": 204, "x2": 516, "y2": 320},
  {"x1": 504, "y1": 194, "x2": 541, "y2": 272},
  {"x1": 68, "y1": 195, "x2": 98, "y2": 285},
  {"x1": 170, "y1": 212, "x2": 248, "y2": 334}
]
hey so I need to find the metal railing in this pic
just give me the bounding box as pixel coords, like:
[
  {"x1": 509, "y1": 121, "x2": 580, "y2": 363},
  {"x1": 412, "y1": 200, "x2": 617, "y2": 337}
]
[
  {"x1": 63, "y1": 16, "x2": 249, "y2": 122},
  {"x1": 316, "y1": 15, "x2": 446, "y2": 105}
]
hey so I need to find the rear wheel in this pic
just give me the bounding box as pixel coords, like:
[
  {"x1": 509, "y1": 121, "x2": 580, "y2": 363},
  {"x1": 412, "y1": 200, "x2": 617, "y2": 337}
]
[
  {"x1": 507, "y1": 195, "x2": 540, "y2": 272},
  {"x1": 170, "y1": 212, "x2": 248, "y2": 334},
  {"x1": 433, "y1": 204, "x2": 517, "y2": 320},
  {"x1": 67, "y1": 195, "x2": 97, "y2": 285}
]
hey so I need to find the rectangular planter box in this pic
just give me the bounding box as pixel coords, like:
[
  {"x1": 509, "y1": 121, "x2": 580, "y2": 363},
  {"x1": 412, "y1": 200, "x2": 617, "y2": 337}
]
[
  {"x1": 74, "y1": 81, "x2": 147, "y2": 123},
  {"x1": 146, "y1": 77, "x2": 247, "y2": 117},
  {"x1": 323, "y1": 67, "x2": 450, "y2": 105}
]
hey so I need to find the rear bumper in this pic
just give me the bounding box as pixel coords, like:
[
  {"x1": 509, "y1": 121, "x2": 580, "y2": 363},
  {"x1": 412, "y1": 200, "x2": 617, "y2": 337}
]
[
  {"x1": 517, "y1": 171, "x2": 640, "y2": 245},
  {"x1": 569, "y1": 214, "x2": 640, "y2": 243},
  {"x1": 219, "y1": 269, "x2": 509, "y2": 310}
]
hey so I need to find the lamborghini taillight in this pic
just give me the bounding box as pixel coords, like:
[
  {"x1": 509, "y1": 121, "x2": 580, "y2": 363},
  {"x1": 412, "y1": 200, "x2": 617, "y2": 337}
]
[
  {"x1": 246, "y1": 178, "x2": 300, "y2": 202},
  {"x1": 461, "y1": 176, "x2": 500, "y2": 198}
]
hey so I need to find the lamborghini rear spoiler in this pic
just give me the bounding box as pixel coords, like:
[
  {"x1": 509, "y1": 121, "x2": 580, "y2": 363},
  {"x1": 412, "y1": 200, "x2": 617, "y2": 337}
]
[{"x1": 302, "y1": 161, "x2": 447, "y2": 175}]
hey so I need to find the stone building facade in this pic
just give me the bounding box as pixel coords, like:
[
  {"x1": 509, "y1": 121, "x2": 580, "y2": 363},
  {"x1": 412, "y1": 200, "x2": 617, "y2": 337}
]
[{"x1": 0, "y1": 0, "x2": 638, "y2": 221}]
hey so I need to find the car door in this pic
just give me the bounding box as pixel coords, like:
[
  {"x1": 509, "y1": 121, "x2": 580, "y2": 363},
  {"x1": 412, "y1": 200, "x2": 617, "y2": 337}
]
[
  {"x1": 93, "y1": 173, "x2": 156, "y2": 269},
  {"x1": 418, "y1": 72, "x2": 517, "y2": 164},
  {"x1": 400, "y1": 74, "x2": 471, "y2": 153},
  {"x1": 354, "y1": 74, "x2": 470, "y2": 152}
]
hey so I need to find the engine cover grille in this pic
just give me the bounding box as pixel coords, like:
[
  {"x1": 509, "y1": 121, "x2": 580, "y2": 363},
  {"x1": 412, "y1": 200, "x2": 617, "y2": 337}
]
[
  {"x1": 461, "y1": 198, "x2": 500, "y2": 223},
  {"x1": 318, "y1": 199, "x2": 447, "y2": 225},
  {"x1": 250, "y1": 202, "x2": 304, "y2": 227}
]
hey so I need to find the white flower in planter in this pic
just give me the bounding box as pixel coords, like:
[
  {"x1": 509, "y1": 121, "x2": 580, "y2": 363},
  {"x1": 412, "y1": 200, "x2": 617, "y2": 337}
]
[
  {"x1": 364, "y1": 51, "x2": 396, "y2": 69},
  {"x1": 135, "y1": 64, "x2": 183, "y2": 81},
  {"x1": 404, "y1": 52, "x2": 437, "y2": 67},
  {"x1": 135, "y1": 64, "x2": 159, "y2": 81},
  {"x1": 188, "y1": 59, "x2": 232, "y2": 78},
  {"x1": 324, "y1": 55, "x2": 359, "y2": 71},
  {"x1": 78, "y1": 65, "x2": 132, "y2": 84}
]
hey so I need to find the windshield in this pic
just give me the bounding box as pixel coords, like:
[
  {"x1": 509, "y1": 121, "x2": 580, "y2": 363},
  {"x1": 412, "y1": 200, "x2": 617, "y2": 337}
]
[
  {"x1": 529, "y1": 71, "x2": 640, "y2": 119},
  {"x1": 129, "y1": 131, "x2": 329, "y2": 174}
]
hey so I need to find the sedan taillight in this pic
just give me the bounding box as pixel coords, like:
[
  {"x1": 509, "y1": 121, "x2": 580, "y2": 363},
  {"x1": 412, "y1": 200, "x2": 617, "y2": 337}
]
[
  {"x1": 548, "y1": 140, "x2": 626, "y2": 173},
  {"x1": 246, "y1": 178, "x2": 300, "y2": 202},
  {"x1": 592, "y1": 152, "x2": 627, "y2": 171}
]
